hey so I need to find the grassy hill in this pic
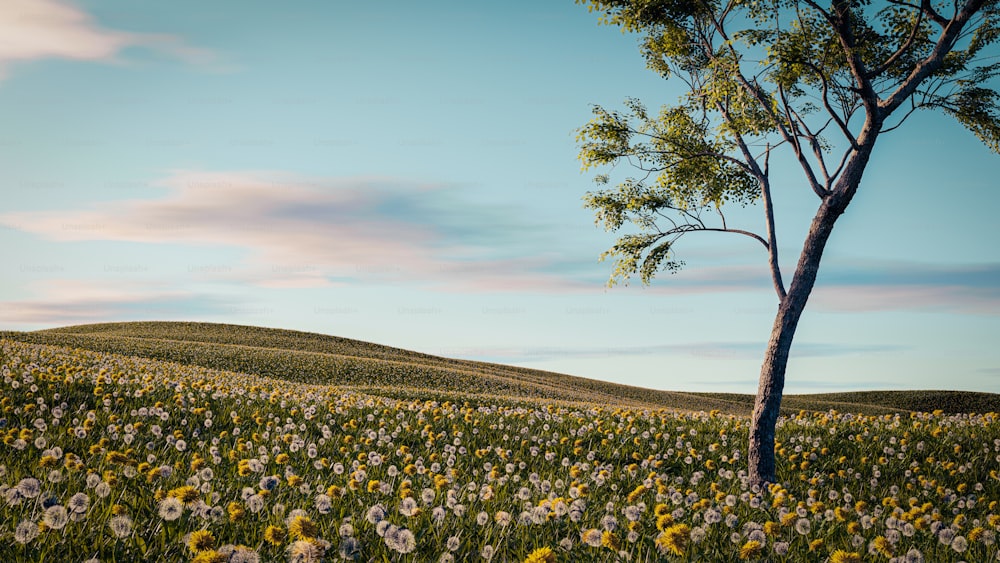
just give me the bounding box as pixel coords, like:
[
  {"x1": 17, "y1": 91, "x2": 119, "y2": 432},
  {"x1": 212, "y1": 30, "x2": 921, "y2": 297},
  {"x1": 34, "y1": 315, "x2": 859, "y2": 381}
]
[{"x1": 2, "y1": 321, "x2": 997, "y2": 415}]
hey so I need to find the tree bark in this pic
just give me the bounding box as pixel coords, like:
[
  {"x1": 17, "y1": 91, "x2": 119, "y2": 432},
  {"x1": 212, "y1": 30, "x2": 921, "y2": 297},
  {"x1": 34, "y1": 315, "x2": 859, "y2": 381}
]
[
  {"x1": 747, "y1": 200, "x2": 842, "y2": 486},
  {"x1": 747, "y1": 128, "x2": 878, "y2": 486}
]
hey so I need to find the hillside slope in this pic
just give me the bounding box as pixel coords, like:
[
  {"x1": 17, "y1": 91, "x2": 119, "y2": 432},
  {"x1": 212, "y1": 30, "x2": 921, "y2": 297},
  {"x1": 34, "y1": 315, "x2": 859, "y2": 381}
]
[{"x1": 3, "y1": 321, "x2": 996, "y2": 414}]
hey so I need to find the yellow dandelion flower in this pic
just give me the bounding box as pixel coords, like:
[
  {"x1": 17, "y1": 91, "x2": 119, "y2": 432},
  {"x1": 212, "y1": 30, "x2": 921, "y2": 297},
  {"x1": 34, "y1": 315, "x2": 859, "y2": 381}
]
[
  {"x1": 809, "y1": 539, "x2": 824, "y2": 552},
  {"x1": 830, "y1": 550, "x2": 863, "y2": 563},
  {"x1": 288, "y1": 515, "x2": 317, "y2": 540},
  {"x1": 601, "y1": 530, "x2": 620, "y2": 550},
  {"x1": 191, "y1": 550, "x2": 228, "y2": 563},
  {"x1": 656, "y1": 513, "x2": 674, "y2": 531},
  {"x1": 739, "y1": 540, "x2": 762, "y2": 560},
  {"x1": 871, "y1": 535, "x2": 893, "y2": 557},
  {"x1": 227, "y1": 501, "x2": 245, "y2": 522},
  {"x1": 523, "y1": 546, "x2": 556, "y2": 563},
  {"x1": 655, "y1": 523, "x2": 690, "y2": 556},
  {"x1": 168, "y1": 485, "x2": 200, "y2": 503},
  {"x1": 969, "y1": 526, "x2": 985, "y2": 543},
  {"x1": 188, "y1": 529, "x2": 215, "y2": 554},
  {"x1": 264, "y1": 525, "x2": 286, "y2": 546}
]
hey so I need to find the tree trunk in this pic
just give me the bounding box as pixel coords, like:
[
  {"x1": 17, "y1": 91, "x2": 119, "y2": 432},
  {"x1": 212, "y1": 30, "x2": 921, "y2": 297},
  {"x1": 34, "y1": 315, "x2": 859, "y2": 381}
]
[{"x1": 747, "y1": 195, "x2": 855, "y2": 486}]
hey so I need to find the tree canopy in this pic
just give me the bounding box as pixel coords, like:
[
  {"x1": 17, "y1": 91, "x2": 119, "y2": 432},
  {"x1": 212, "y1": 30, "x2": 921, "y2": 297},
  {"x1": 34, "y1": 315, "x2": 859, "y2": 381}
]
[{"x1": 578, "y1": 0, "x2": 1000, "y2": 294}]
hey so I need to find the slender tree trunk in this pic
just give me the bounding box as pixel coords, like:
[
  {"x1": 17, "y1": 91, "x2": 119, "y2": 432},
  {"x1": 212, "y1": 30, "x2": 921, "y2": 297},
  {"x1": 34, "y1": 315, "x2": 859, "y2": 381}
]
[
  {"x1": 747, "y1": 127, "x2": 879, "y2": 485},
  {"x1": 748, "y1": 198, "x2": 843, "y2": 486}
]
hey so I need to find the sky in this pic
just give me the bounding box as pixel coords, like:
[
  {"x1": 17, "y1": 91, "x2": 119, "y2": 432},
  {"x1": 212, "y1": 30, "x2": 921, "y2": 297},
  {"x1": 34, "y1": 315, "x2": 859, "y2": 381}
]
[{"x1": 0, "y1": 0, "x2": 998, "y2": 394}]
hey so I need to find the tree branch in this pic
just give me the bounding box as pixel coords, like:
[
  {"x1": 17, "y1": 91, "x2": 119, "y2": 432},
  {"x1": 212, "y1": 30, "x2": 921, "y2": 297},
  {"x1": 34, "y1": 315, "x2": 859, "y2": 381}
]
[
  {"x1": 880, "y1": 0, "x2": 987, "y2": 116},
  {"x1": 866, "y1": 2, "x2": 925, "y2": 79}
]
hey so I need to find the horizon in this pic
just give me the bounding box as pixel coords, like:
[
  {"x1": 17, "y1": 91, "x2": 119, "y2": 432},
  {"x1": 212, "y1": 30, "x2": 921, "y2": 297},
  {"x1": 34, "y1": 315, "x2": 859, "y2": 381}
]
[{"x1": 1, "y1": 0, "x2": 998, "y2": 395}]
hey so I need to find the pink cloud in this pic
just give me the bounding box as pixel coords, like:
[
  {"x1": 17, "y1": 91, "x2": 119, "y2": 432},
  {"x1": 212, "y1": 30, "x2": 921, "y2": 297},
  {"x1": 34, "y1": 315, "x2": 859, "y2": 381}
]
[
  {"x1": 0, "y1": 0, "x2": 214, "y2": 78},
  {"x1": 0, "y1": 279, "x2": 234, "y2": 326},
  {"x1": 0, "y1": 170, "x2": 578, "y2": 292}
]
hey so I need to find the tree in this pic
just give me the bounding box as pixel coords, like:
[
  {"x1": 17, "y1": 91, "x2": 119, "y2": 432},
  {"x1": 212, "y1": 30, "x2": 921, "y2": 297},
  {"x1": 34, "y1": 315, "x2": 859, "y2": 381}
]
[{"x1": 576, "y1": 0, "x2": 1000, "y2": 485}]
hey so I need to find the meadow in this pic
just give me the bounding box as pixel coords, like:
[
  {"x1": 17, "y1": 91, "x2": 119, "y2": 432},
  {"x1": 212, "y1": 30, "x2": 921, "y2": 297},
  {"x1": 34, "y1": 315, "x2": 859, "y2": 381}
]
[{"x1": 1, "y1": 323, "x2": 999, "y2": 562}]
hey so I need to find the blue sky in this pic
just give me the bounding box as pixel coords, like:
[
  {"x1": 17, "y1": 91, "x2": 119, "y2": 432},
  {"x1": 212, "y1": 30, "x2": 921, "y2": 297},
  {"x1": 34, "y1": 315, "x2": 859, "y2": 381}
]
[{"x1": 1, "y1": 0, "x2": 998, "y2": 394}]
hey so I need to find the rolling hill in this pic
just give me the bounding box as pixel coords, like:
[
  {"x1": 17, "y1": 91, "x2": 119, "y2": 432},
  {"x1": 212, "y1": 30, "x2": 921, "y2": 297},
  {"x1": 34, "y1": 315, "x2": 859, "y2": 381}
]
[{"x1": 2, "y1": 321, "x2": 996, "y2": 415}]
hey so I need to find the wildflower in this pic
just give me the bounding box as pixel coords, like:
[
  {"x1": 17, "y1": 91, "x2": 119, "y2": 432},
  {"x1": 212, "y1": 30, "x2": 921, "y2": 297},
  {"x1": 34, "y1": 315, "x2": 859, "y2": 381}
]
[
  {"x1": 287, "y1": 539, "x2": 324, "y2": 563},
  {"x1": 109, "y1": 515, "x2": 133, "y2": 538},
  {"x1": 951, "y1": 535, "x2": 968, "y2": 553},
  {"x1": 288, "y1": 515, "x2": 318, "y2": 540},
  {"x1": 14, "y1": 521, "x2": 39, "y2": 544},
  {"x1": 581, "y1": 528, "x2": 603, "y2": 547},
  {"x1": 68, "y1": 492, "x2": 90, "y2": 513},
  {"x1": 366, "y1": 504, "x2": 386, "y2": 524},
  {"x1": 481, "y1": 544, "x2": 495, "y2": 561},
  {"x1": 655, "y1": 523, "x2": 689, "y2": 556},
  {"x1": 739, "y1": 540, "x2": 762, "y2": 560},
  {"x1": 795, "y1": 518, "x2": 811, "y2": 535},
  {"x1": 189, "y1": 552, "x2": 227, "y2": 563},
  {"x1": 189, "y1": 529, "x2": 216, "y2": 553},
  {"x1": 601, "y1": 530, "x2": 621, "y2": 550},
  {"x1": 264, "y1": 525, "x2": 286, "y2": 546},
  {"x1": 17, "y1": 478, "x2": 40, "y2": 498},
  {"x1": 159, "y1": 496, "x2": 183, "y2": 521},
  {"x1": 523, "y1": 546, "x2": 556, "y2": 563},
  {"x1": 870, "y1": 535, "x2": 893, "y2": 558},
  {"x1": 829, "y1": 550, "x2": 862, "y2": 563},
  {"x1": 39, "y1": 502, "x2": 67, "y2": 528},
  {"x1": 903, "y1": 548, "x2": 924, "y2": 563}
]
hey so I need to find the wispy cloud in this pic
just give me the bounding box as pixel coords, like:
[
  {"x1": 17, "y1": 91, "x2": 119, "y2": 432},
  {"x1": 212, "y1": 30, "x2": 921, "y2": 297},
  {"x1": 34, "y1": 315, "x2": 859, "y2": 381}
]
[
  {"x1": 811, "y1": 261, "x2": 1000, "y2": 314},
  {"x1": 0, "y1": 170, "x2": 584, "y2": 292},
  {"x1": 0, "y1": 280, "x2": 237, "y2": 326},
  {"x1": 0, "y1": 0, "x2": 214, "y2": 79}
]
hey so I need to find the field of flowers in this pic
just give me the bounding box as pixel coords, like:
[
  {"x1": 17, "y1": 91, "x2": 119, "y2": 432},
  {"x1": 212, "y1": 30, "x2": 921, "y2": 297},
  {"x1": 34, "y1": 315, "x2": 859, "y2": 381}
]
[{"x1": 2, "y1": 338, "x2": 999, "y2": 562}]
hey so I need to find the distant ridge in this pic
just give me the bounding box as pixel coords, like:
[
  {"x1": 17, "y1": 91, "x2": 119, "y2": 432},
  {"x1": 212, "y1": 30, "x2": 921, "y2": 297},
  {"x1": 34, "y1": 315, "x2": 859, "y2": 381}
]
[{"x1": 2, "y1": 321, "x2": 997, "y2": 415}]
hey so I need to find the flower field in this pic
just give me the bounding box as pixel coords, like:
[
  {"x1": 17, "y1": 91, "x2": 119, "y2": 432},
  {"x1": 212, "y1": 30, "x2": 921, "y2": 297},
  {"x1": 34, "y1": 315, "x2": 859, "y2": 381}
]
[{"x1": 2, "y1": 337, "x2": 999, "y2": 562}]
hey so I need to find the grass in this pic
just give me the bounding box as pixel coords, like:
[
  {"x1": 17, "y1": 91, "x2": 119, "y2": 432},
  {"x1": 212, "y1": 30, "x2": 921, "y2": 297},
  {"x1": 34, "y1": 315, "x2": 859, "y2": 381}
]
[
  {"x1": 2, "y1": 321, "x2": 997, "y2": 416},
  {"x1": 0, "y1": 334, "x2": 998, "y2": 562}
]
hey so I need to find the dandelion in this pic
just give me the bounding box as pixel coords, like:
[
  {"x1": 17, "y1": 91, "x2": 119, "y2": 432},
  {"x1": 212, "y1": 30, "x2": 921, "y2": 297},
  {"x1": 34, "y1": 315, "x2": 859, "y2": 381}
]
[
  {"x1": 68, "y1": 492, "x2": 90, "y2": 513},
  {"x1": 795, "y1": 518, "x2": 811, "y2": 535},
  {"x1": 109, "y1": 515, "x2": 133, "y2": 538},
  {"x1": 655, "y1": 523, "x2": 689, "y2": 556},
  {"x1": 188, "y1": 530, "x2": 216, "y2": 553},
  {"x1": 523, "y1": 546, "x2": 556, "y2": 563},
  {"x1": 17, "y1": 478, "x2": 40, "y2": 498},
  {"x1": 903, "y1": 548, "x2": 924, "y2": 563},
  {"x1": 739, "y1": 540, "x2": 762, "y2": 560},
  {"x1": 446, "y1": 536, "x2": 461, "y2": 551},
  {"x1": 288, "y1": 515, "x2": 317, "y2": 540},
  {"x1": 581, "y1": 528, "x2": 603, "y2": 547},
  {"x1": 829, "y1": 550, "x2": 862, "y2": 563},
  {"x1": 952, "y1": 535, "x2": 968, "y2": 553},
  {"x1": 43, "y1": 505, "x2": 69, "y2": 529},
  {"x1": 159, "y1": 496, "x2": 183, "y2": 521},
  {"x1": 288, "y1": 540, "x2": 324, "y2": 563},
  {"x1": 14, "y1": 521, "x2": 39, "y2": 544},
  {"x1": 264, "y1": 525, "x2": 286, "y2": 546},
  {"x1": 366, "y1": 504, "x2": 386, "y2": 524},
  {"x1": 481, "y1": 544, "x2": 495, "y2": 561},
  {"x1": 192, "y1": 551, "x2": 228, "y2": 563}
]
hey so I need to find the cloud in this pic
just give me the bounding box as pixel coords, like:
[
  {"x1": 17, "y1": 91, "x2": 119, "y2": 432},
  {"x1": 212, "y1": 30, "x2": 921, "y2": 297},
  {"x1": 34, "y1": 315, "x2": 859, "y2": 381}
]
[
  {"x1": 0, "y1": 279, "x2": 237, "y2": 326},
  {"x1": 0, "y1": 170, "x2": 584, "y2": 292},
  {"x1": 810, "y1": 261, "x2": 1000, "y2": 314},
  {"x1": 0, "y1": 0, "x2": 214, "y2": 79}
]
